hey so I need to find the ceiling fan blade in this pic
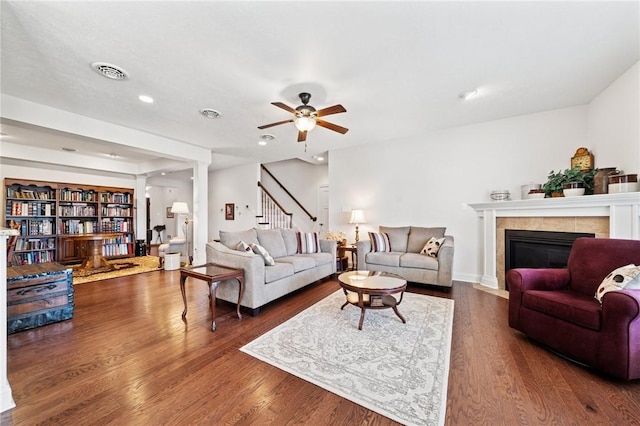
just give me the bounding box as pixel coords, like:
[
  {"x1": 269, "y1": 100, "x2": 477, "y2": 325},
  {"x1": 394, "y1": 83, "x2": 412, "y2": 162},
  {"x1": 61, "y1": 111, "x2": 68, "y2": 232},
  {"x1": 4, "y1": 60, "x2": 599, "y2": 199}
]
[
  {"x1": 271, "y1": 102, "x2": 297, "y2": 114},
  {"x1": 316, "y1": 104, "x2": 346, "y2": 117},
  {"x1": 257, "y1": 118, "x2": 294, "y2": 129},
  {"x1": 316, "y1": 119, "x2": 349, "y2": 134},
  {"x1": 297, "y1": 130, "x2": 307, "y2": 142}
]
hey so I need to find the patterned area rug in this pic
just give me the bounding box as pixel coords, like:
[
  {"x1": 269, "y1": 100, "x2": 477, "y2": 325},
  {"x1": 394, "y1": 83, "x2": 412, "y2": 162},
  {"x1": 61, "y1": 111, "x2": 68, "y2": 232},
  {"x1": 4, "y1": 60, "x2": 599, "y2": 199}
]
[
  {"x1": 72, "y1": 255, "x2": 160, "y2": 284},
  {"x1": 241, "y1": 290, "x2": 454, "y2": 426}
]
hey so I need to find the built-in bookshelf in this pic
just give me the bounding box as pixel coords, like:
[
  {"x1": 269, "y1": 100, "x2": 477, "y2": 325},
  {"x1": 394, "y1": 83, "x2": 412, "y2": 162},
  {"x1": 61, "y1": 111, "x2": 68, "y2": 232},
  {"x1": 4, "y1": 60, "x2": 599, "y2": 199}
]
[{"x1": 4, "y1": 179, "x2": 135, "y2": 265}]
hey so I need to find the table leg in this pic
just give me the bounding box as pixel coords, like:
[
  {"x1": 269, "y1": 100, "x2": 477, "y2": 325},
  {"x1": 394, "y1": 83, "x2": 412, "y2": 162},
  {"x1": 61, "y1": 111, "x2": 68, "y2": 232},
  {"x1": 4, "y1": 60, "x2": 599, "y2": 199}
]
[
  {"x1": 392, "y1": 305, "x2": 406, "y2": 324},
  {"x1": 180, "y1": 275, "x2": 188, "y2": 318},
  {"x1": 357, "y1": 291, "x2": 366, "y2": 330},
  {"x1": 235, "y1": 277, "x2": 244, "y2": 319},
  {"x1": 210, "y1": 281, "x2": 218, "y2": 331}
]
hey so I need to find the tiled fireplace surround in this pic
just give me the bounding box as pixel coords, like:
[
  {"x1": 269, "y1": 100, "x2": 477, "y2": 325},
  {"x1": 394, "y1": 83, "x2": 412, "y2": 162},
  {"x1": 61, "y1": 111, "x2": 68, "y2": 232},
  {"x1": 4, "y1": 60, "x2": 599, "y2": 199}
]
[{"x1": 470, "y1": 193, "x2": 640, "y2": 290}]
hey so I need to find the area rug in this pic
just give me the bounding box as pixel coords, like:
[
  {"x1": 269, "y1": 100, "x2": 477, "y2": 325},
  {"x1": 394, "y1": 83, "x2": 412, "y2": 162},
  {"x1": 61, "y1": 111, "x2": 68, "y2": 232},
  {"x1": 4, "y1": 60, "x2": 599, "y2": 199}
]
[
  {"x1": 241, "y1": 290, "x2": 454, "y2": 426},
  {"x1": 72, "y1": 255, "x2": 160, "y2": 285}
]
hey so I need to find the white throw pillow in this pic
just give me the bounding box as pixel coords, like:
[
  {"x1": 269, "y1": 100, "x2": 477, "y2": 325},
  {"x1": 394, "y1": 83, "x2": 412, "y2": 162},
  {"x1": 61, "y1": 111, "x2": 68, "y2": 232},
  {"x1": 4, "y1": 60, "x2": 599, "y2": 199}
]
[
  {"x1": 595, "y1": 263, "x2": 640, "y2": 303},
  {"x1": 236, "y1": 240, "x2": 252, "y2": 253},
  {"x1": 421, "y1": 237, "x2": 446, "y2": 258},
  {"x1": 250, "y1": 243, "x2": 275, "y2": 266}
]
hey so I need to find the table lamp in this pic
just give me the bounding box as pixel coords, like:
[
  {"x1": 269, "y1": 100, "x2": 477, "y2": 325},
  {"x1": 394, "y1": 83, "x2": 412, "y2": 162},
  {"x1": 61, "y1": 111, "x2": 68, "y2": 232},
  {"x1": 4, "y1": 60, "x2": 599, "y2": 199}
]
[{"x1": 349, "y1": 209, "x2": 367, "y2": 243}]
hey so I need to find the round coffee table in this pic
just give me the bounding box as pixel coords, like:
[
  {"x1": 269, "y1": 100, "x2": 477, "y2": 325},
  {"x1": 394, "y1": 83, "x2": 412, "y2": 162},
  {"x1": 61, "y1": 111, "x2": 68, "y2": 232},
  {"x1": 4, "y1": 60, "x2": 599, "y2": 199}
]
[{"x1": 338, "y1": 270, "x2": 407, "y2": 330}]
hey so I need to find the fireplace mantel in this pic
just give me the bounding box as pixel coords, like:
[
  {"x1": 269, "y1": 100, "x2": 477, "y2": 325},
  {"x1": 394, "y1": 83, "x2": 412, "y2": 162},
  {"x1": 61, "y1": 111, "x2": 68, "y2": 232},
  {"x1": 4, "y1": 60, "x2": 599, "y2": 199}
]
[{"x1": 469, "y1": 193, "x2": 640, "y2": 289}]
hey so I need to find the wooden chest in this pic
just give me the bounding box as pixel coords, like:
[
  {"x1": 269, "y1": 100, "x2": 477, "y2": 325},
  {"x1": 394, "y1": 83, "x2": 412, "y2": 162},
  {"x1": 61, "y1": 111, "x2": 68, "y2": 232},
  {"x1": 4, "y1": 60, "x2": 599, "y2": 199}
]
[{"x1": 7, "y1": 262, "x2": 74, "y2": 334}]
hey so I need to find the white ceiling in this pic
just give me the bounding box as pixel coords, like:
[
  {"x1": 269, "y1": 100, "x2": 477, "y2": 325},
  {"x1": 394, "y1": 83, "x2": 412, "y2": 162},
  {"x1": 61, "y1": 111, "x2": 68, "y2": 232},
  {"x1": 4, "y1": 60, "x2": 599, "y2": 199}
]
[{"x1": 1, "y1": 1, "x2": 638, "y2": 177}]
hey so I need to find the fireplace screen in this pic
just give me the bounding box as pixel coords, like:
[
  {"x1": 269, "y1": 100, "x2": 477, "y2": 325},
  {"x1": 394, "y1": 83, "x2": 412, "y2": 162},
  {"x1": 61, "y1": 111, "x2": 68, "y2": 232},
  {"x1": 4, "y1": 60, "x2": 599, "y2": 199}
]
[{"x1": 505, "y1": 229, "x2": 595, "y2": 288}]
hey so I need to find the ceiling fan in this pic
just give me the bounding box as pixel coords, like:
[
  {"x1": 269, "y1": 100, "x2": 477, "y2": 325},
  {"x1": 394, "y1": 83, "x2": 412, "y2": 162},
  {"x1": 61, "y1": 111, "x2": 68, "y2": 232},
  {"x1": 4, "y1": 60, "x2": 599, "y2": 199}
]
[{"x1": 258, "y1": 92, "x2": 348, "y2": 143}]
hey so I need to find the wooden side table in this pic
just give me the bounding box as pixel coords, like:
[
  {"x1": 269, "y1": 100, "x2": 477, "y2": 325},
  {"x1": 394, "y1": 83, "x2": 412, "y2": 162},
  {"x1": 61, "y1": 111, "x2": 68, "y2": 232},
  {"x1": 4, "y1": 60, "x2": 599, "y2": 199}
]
[
  {"x1": 179, "y1": 263, "x2": 244, "y2": 331},
  {"x1": 338, "y1": 245, "x2": 357, "y2": 270}
]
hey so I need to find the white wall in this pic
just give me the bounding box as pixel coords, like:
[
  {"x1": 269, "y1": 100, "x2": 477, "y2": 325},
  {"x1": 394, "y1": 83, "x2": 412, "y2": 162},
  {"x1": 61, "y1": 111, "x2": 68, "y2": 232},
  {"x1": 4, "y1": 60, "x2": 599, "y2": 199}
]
[
  {"x1": 330, "y1": 105, "x2": 590, "y2": 283},
  {"x1": 329, "y1": 61, "x2": 639, "y2": 283},
  {"x1": 587, "y1": 61, "x2": 640, "y2": 173},
  {"x1": 208, "y1": 163, "x2": 260, "y2": 240},
  {"x1": 261, "y1": 159, "x2": 328, "y2": 232}
]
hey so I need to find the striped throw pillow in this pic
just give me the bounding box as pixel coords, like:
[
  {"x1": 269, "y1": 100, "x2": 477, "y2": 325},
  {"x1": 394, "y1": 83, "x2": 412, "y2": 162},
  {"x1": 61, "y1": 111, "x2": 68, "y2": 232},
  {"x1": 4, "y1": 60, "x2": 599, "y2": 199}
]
[
  {"x1": 369, "y1": 232, "x2": 392, "y2": 252},
  {"x1": 297, "y1": 232, "x2": 320, "y2": 254}
]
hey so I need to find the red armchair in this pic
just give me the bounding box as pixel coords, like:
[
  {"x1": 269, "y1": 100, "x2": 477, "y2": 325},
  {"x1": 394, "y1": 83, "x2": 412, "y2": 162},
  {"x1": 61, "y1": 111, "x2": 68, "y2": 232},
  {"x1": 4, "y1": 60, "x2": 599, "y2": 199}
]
[{"x1": 507, "y1": 237, "x2": 640, "y2": 380}]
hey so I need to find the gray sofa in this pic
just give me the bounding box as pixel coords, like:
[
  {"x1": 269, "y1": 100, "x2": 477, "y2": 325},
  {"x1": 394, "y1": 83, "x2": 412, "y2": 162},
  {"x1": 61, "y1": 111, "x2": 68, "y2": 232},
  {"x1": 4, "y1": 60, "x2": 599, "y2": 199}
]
[
  {"x1": 206, "y1": 227, "x2": 337, "y2": 315},
  {"x1": 356, "y1": 226, "x2": 454, "y2": 288}
]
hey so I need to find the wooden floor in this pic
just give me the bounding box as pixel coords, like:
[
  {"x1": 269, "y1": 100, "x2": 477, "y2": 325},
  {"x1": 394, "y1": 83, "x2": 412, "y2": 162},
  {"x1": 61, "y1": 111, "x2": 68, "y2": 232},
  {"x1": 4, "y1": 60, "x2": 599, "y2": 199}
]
[{"x1": 2, "y1": 270, "x2": 639, "y2": 425}]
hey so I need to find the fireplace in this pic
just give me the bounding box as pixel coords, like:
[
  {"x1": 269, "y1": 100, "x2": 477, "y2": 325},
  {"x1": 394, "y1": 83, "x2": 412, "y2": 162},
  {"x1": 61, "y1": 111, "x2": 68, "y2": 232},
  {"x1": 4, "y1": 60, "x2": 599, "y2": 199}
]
[{"x1": 504, "y1": 229, "x2": 595, "y2": 289}]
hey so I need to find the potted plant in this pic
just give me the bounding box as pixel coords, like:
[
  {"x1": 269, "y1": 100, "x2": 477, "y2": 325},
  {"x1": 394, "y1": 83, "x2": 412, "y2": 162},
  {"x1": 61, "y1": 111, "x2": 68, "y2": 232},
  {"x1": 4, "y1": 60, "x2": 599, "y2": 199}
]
[{"x1": 542, "y1": 167, "x2": 597, "y2": 197}]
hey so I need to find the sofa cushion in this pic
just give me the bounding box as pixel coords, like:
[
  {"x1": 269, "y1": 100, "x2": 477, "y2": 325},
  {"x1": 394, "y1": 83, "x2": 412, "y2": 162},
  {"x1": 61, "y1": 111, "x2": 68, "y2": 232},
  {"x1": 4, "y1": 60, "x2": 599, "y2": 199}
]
[
  {"x1": 297, "y1": 232, "x2": 320, "y2": 254},
  {"x1": 421, "y1": 237, "x2": 446, "y2": 258},
  {"x1": 276, "y1": 255, "x2": 316, "y2": 273},
  {"x1": 399, "y1": 253, "x2": 439, "y2": 270},
  {"x1": 250, "y1": 243, "x2": 275, "y2": 266},
  {"x1": 595, "y1": 263, "x2": 640, "y2": 303},
  {"x1": 297, "y1": 252, "x2": 333, "y2": 267},
  {"x1": 366, "y1": 252, "x2": 402, "y2": 267},
  {"x1": 280, "y1": 228, "x2": 299, "y2": 256},
  {"x1": 256, "y1": 228, "x2": 288, "y2": 258},
  {"x1": 522, "y1": 289, "x2": 601, "y2": 331},
  {"x1": 369, "y1": 232, "x2": 392, "y2": 252},
  {"x1": 220, "y1": 228, "x2": 258, "y2": 250},
  {"x1": 407, "y1": 227, "x2": 446, "y2": 253},
  {"x1": 265, "y1": 262, "x2": 295, "y2": 283},
  {"x1": 379, "y1": 226, "x2": 410, "y2": 253}
]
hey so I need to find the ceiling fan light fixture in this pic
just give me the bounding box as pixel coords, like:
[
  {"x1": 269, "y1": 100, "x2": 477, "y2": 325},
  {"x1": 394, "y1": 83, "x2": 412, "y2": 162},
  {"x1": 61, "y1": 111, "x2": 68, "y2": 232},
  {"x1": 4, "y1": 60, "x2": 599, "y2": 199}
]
[{"x1": 294, "y1": 116, "x2": 316, "y2": 132}]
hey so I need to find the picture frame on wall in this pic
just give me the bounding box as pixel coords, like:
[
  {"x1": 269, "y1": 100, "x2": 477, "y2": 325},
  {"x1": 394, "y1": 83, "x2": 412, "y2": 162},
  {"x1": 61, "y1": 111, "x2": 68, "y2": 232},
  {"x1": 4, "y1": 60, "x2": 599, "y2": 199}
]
[
  {"x1": 225, "y1": 203, "x2": 235, "y2": 220},
  {"x1": 166, "y1": 207, "x2": 174, "y2": 218}
]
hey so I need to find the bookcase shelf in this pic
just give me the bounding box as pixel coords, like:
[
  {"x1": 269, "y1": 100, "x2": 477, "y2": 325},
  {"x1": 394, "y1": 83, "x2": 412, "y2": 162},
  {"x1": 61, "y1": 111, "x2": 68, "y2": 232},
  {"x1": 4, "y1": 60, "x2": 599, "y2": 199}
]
[{"x1": 4, "y1": 179, "x2": 135, "y2": 265}]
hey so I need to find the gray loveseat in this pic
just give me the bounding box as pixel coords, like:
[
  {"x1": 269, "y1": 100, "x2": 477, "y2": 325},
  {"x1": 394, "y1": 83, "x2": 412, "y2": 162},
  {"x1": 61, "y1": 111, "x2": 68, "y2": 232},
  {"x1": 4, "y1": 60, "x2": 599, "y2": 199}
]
[
  {"x1": 356, "y1": 226, "x2": 454, "y2": 288},
  {"x1": 206, "y1": 227, "x2": 337, "y2": 315}
]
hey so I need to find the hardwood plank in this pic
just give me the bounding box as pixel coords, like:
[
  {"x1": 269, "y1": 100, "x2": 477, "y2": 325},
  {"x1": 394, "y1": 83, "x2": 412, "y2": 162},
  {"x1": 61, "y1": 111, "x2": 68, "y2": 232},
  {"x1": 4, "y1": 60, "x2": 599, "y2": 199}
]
[{"x1": 2, "y1": 271, "x2": 639, "y2": 425}]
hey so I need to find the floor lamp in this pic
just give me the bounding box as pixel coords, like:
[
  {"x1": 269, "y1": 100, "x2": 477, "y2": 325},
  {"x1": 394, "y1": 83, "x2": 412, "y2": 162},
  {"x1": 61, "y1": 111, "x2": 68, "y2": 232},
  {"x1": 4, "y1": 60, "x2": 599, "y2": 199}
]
[{"x1": 171, "y1": 201, "x2": 191, "y2": 266}]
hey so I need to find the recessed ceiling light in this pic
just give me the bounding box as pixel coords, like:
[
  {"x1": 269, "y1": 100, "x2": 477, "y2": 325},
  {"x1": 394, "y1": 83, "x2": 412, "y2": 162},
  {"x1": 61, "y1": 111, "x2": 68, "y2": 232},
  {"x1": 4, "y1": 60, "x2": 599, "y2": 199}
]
[
  {"x1": 108, "y1": 153, "x2": 119, "y2": 158},
  {"x1": 200, "y1": 109, "x2": 222, "y2": 119},
  {"x1": 259, "y1": 134, "x2": 275, "y2": 145},
  {"x1": 139, "y1": 95, "x2": 154, "y2": 103},
  {"x1": 458, "y1": 89, "x2": 479, "y2": 100},
  {"x1": 317, "y1": 156, "x2": 324, "y2": 161},
  {"x1": 161, "y1": 172, "x2": 166, "y2": 176},
  {"x1": 62, "y1": 147, "x2": 76, "y2": 152},
  {"x1": 90, "y1": 62, "x2": 129, "y2": 80}
]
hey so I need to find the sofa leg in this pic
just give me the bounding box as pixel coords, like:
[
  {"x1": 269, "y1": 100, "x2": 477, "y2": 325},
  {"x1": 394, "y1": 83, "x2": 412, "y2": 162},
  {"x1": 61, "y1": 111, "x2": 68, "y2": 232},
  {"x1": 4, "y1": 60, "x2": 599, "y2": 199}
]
[{"x1": 249, "y1": 307, "x2": 261, "y2": 317}]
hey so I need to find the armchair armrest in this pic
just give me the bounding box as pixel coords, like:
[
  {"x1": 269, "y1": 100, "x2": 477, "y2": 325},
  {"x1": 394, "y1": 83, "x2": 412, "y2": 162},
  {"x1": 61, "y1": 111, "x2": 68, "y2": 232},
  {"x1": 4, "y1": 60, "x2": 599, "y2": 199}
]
[
  {"x1": 599, "y1": 289, "x2": 640, "y2": 379},
  {"x1": 507, "y1": 268, "x2": 570, "y2": 330},
  {"x1": 507, "y1": 268, "x2": 571, "y2": 293}
]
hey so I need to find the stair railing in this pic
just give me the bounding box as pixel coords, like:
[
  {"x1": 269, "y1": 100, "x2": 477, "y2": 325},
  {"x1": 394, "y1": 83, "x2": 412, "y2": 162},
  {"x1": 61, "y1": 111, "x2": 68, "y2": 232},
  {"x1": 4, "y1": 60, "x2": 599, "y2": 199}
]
[
  {"x1": 257, "y1": 182, "x2": 293, "y2": 229},
  {"x1": 261, "y1": 165, "x2": 317, "y2": 223}
]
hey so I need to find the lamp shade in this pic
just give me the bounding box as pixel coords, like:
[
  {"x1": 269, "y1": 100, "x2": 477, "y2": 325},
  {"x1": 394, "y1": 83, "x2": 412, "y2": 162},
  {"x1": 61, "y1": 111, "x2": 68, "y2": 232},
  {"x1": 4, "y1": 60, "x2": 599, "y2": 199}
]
[
  {"x1": 170, "y1": 201, "x2": 190, "y2": 214},
  {"x1": 349, "y1": 209, "x2": 367, "y2": 224}
]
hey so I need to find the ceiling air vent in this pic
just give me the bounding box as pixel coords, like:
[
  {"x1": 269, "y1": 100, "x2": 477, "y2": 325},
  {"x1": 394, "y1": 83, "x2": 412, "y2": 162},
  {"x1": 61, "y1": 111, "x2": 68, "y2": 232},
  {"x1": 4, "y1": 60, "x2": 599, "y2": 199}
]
[
  {"x1": 90, "y1": 62, "x2": 129, "y2": 80},
  {"x1": 200, "y1": 109, "x2": 222, "y2": 119}
]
